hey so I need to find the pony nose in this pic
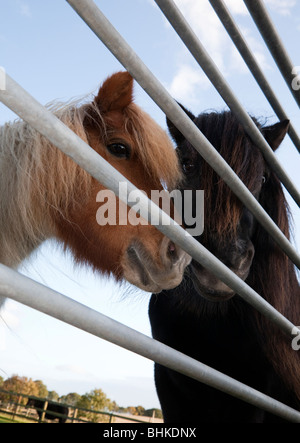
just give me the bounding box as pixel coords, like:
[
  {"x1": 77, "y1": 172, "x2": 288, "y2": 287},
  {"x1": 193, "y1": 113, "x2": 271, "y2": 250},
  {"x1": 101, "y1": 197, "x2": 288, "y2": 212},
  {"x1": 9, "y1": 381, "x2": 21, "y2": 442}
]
[
  {"x1": 160, "y1": 237, "x2": 186, "y2": 267},
  {"x1": 235, "y1": 243, "x2": 255, "y2": 272},
  {"x1": 167, "y1": 241, "x2": 177, "y2": 261}
]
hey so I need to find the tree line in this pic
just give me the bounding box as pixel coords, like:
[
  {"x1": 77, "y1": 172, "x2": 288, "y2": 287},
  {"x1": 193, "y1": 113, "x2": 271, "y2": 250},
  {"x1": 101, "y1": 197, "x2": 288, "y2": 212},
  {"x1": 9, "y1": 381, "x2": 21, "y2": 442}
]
[{"x1": 0, "y1": 374, "x2": 162, "y2": 420}]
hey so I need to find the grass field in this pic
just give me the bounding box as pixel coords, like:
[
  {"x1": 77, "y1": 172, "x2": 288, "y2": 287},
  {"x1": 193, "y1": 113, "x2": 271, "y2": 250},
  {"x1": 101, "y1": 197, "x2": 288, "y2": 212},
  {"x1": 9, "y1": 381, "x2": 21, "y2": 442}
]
[
  {"x1": 0, "y1": 413, "x2": 35, "y2": 423},
  {"x1": 0, "y1": 414, "x2": 20, "y2": 423}
]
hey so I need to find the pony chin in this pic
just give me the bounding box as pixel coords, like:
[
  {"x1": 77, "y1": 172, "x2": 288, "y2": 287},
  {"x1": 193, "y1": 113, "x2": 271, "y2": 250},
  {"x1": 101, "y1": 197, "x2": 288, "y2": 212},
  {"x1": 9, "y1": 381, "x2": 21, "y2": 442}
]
[{"x1": 190, "y1": 260, "x2": 252, "y2": 302}]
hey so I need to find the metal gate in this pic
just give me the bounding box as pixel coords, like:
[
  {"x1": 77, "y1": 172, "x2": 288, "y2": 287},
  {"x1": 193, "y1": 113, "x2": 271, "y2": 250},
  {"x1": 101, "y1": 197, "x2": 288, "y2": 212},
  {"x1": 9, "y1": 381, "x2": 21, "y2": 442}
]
[{"x1": 0, "y1": 0, "x2": 299, "y2": 422}]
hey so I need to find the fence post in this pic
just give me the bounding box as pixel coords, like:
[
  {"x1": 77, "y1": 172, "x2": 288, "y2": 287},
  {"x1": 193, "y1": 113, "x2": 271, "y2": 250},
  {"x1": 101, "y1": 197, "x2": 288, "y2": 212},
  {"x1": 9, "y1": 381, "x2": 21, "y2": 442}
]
[
  {"x1": 12, "y1": 395, "x2": 22, "y2": 421},
  {"x1": 71, "y1": 408, "x2": 78, "y2": 423},
  {"x1": 40, "y1": 400, "x2": 48, "y2": 423}
]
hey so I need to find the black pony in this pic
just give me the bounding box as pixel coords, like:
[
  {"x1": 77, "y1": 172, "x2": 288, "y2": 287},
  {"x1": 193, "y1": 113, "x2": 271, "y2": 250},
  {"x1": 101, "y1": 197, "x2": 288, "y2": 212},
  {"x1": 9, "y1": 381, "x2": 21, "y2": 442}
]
[
  {"x1": 149, "y1": 107, "x2": 300, "y2": 423},
  {"x1": 26, "y1": 397, "x2": 69, "y2": 423}
]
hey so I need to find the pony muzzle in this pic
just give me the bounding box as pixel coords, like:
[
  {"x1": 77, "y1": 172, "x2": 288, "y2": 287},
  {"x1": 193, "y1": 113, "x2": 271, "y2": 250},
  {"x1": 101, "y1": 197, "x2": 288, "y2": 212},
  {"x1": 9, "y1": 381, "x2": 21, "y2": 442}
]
[
  {"x1": 190, "y1": 242, "x2": 255, "y2": 302},
  {"x1": 123, "y1": 238, "x2": 191, "y2": 293}
]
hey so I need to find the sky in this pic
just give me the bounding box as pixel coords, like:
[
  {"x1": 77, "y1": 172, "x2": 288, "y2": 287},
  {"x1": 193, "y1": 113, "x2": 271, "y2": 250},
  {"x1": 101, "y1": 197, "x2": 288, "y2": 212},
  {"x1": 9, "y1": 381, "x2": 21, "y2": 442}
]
[{"x1": 0, "y1": 0, "x2": 299, "y2": 410}]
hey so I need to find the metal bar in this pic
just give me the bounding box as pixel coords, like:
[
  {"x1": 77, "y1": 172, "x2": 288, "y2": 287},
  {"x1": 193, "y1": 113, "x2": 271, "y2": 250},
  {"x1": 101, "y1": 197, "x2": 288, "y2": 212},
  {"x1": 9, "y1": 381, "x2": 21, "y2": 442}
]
[
  {"x1": 243, "y1": 0, "x2": 300, "y2": 108},
  {"x1": 153, "y1": 0, "x2": 300, "y2": 205},
  {"x1": 0, "y1": 263, "x2": 299, "y2": 422},
  {"x1": 0, "y1": 73, "x2": 297, "y2": 337},
  {"x1": 209, "y1": 0, "x2": 300, "y2": 154},
  {"x1": 65, "y1": 0, "x2": 300, "y2": 267}
]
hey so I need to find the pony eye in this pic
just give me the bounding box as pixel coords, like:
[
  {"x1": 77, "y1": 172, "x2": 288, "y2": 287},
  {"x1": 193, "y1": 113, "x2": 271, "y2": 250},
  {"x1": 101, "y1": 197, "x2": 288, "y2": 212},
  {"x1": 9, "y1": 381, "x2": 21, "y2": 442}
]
[
  {"x1": 107, "y1": 143, "x2": 130, "y2": 159},
  {"x1": 262, "y1": 176, "x2": 266, "y2": 184},
  {"x1": 182, "y1": 159, "x2": 195, "y2": 174}
]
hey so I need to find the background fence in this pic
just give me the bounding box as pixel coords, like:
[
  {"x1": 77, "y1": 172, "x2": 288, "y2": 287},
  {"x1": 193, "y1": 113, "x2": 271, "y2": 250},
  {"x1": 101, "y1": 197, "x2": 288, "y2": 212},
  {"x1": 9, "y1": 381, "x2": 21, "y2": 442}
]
[
  {"x1": 0, "y1": 388, "x2": 161, "y2": 423},
  {"x1": 0, "y1": 0, "x2": 299, "y2": 423}
]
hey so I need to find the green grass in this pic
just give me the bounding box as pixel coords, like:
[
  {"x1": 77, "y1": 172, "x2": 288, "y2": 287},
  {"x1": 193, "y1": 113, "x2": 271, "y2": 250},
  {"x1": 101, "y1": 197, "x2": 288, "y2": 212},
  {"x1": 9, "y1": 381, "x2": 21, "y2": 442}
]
[
  {"x1": 0, "y1": 413, "x2": 35, "y2": 423},
  {"x1": 0, "y1": 415, "x2": 20, "y2": 423}
]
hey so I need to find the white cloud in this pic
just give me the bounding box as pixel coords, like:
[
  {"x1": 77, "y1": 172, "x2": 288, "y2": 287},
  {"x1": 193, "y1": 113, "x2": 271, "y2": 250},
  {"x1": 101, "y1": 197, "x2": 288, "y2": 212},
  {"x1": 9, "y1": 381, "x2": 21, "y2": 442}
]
[
  {"x1": 174, "y1": 0, "x2": 229, "y2": 71},
  {"x1": 0, "y1": 300, "x2": 20, "y2": 330},
  {"x1": 17, "y1": 1, "x2": 32, "y2": 18},
  {"x1": 226, "y1": 0, "x2": 295, "y2": 17},
  {"x1": 224, "y1": 0, "x2": 249, "y2": 16},
  {"x1": 265, "y1": 0, "x2": 296, "y2": 16},
  {"x1": 168, "y1": 64, "x2": 210, "y2": 104},
  {"x1": 56, "y1": 364, "x2": 95, "y2": 377},
  {"x1": 0, "y1": 300, "x2": 21, "y2": 351},
  {"x1": 0, "y1": 325, "x2": 6, "y2": 351},
  {"x1": 237, "y1": 25, "x2": 271, "y2": 71},
  {"x1": 165, "y1": 0, "x2": 271, "y2": 102}
]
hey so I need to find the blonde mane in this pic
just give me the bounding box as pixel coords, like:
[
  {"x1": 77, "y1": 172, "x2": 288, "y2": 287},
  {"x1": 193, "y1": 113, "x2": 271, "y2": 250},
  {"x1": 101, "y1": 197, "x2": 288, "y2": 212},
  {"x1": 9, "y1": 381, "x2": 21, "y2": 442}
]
[
  {"x1": 0, "y1": 96, "x2": 180, "y2": 268},
  {"x1": 0, "y1": 102, "x2": 90, "y2": 267}
]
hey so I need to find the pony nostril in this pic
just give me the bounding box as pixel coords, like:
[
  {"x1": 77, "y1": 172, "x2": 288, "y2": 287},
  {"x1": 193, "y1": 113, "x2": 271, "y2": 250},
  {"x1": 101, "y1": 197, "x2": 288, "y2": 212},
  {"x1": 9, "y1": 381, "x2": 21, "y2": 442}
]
[
  {"x1": 247, "y1": 248, "x2": 254, "y2": 261},
  {"x1": 238, "y1": 244, "x2": 255, "y2": 271},
  {"x1": 167, "y1": 241, "x2": 178, "y2": 262},
  {"x1": 246, "y1": 244, "x2": 255, "y2": 262},
  {"x1": 168, "y1": 241, "x2": 176, "y2": 254}
]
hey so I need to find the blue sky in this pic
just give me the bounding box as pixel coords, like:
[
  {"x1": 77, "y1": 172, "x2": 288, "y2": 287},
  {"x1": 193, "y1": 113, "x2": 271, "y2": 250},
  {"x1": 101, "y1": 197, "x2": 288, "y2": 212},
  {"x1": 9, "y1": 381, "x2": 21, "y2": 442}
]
[{"x1": 0, "y1": 0, "x2": 299, "y2": 409}]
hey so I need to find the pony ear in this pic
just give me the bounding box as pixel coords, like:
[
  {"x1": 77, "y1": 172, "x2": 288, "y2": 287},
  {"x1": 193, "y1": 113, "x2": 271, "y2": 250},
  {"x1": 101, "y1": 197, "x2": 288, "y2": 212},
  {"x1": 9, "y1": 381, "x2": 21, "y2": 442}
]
[
  {"x1": 95, "y1": 71, "x2": 134, "y2": 113},
  {"x1": 166, "y1": 103, "x2": 196, "y2": 145},
  {"x1": 261, "y1": 120, "x2": 290, "y2": 151}
]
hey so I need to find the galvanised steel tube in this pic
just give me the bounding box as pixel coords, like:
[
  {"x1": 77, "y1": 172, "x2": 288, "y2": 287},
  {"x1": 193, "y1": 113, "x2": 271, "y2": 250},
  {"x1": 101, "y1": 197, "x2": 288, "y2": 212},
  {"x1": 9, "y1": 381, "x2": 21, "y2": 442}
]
[
  {"x1": 65, "y1": 0, "x2": 300, "y2": 267},
  {"x1": 243, "y1": 0, "x2": 300, "y2": 108},
  {"x1": 153, "y1": 0, "x2": 300, "y2": 205},
  {"x1": 0, "y1": 73, "x2": 298, "y2": 337},
  {"x1": 209, "y1": 0, "x2": 300, "y2": 154},
  {"x1": 0, "y1": 263, "x2": 300, "y2": 422}
]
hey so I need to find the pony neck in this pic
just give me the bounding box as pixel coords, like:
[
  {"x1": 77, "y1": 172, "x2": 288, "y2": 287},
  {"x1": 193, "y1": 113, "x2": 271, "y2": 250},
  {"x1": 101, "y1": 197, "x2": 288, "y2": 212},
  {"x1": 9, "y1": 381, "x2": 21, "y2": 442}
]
[{"x1": 0, "y1": 109, "x2": 92, "y2": 268}]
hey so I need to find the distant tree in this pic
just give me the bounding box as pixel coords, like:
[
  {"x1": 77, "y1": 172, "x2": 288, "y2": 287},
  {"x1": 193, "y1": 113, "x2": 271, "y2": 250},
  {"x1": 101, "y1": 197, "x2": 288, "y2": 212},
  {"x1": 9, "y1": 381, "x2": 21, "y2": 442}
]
[
  {"x1": 110, "y1": 400, "x2": 119, "y2": 412},
  {"x1": 60, "y1": 392, "x2": 81, "y2": 406},
  {"x1": 117, "y1": 405, "x2": 146, "y2": 417},
  {"x1": 76, "y1": 389, "x2": 114, "y2": 423},
  {"x1": 127, "y1": 406, "x2": 137, "y2": 416},
  {"x1": 144, "y1": 408, "x2": 163, "y2": 419},
  {"x1": 0, "y1": 373, "x2": 156, "y2": 422},
  {"x1": 34, "y1": 380, "x2": 48, "y2": 398},
  {"x1": 135, "y1": 405, "x2": 145, "y2": 416},
  {"x1": 0, "y1": 375, "x2": 39, "y2": 405},
  {"x1": 48, "y1": 391, "x2": 59, "y2": 401}
]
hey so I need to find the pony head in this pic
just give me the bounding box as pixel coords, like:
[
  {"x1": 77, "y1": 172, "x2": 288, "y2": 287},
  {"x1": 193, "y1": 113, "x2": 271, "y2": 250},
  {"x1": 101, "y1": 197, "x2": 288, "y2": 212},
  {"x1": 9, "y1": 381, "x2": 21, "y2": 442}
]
[
  {"x1": 166, "y1": 106, "x2": 289, "y2": 301},
  {"x1": 54, "y1": 72, "x2": 191, "y2": 292}
]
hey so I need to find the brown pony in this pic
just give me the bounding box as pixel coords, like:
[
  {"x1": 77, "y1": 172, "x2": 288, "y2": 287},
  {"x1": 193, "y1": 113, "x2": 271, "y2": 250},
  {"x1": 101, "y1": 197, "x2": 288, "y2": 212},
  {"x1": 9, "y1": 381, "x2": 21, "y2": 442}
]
[
  {"x1": 0, "y1": 72, "x2": 191, "y2": 303},
  {"x1": 150, "y1": 107, "x2": 300, "y2": 422}
]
